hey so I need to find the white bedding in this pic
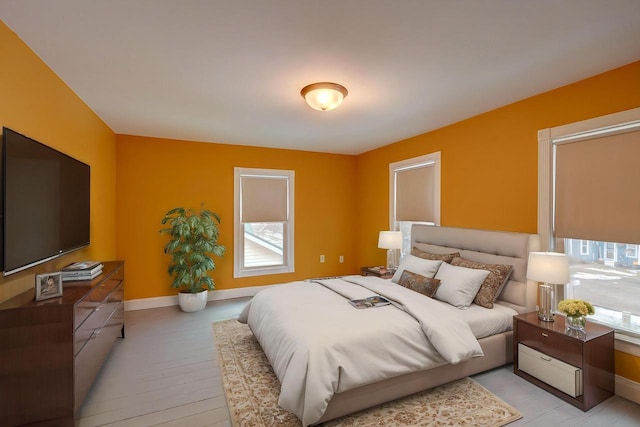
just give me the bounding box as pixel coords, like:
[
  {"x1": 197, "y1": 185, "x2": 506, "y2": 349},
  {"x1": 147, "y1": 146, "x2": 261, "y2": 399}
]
[
  {"x1": 430, "y1": 299, "x2": 518, "y2": 339},
  {"x1": 238, "y1": 275, "x2": 485, "y2": 426}
]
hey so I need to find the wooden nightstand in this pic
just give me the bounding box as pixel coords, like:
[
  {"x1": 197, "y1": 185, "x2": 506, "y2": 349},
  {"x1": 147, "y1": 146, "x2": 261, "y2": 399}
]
[
  {"x1": 361, "y1": 266, "x2": 394, "y2": 279},
  {"x1": 513, "y1": 312, "x2": 614, "y2": 411}
]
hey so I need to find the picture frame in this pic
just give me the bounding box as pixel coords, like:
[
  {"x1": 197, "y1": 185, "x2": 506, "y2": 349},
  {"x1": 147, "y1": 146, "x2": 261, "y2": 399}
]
[{"x1": 35, "y1": 272, "x2": 63, "y2": 301}]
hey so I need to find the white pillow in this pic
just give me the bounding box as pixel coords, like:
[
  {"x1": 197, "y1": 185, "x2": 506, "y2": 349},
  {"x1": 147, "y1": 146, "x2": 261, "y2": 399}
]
[
  {"x1": 433, "y1": 262, "x2": 490, "y2": 308},
  {"x1": 392, "y1": 255, "x2": 442, "y2": 283}
]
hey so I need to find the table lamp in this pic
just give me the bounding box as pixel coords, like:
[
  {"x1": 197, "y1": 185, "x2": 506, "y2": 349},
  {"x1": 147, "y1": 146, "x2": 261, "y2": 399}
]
[
  {"x1": 526, "y1": 252, "x2": 570, "y2": 322},
  {"x1": 378, "y1": 231, "x2": 403, "y2": 271}
]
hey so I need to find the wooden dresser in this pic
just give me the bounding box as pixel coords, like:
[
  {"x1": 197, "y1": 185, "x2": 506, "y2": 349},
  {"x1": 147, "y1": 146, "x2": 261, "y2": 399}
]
[
  {"x1": 0, "y1": 261, "x2": 124, "y2": 426},
  {"x1": 513, "y1": 311, "x2": 614, "y2": 411}
]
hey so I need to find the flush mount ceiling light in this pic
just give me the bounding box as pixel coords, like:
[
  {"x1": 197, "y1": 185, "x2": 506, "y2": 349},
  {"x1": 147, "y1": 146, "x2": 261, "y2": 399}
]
[{"x1": 300, "y1": 82, "x2": 348, "y2": 111}]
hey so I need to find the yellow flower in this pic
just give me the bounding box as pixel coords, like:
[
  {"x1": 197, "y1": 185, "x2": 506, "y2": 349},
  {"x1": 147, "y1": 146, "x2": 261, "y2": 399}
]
[{"x1": 558, "y1": 299, "x2": 595, "y2": 317}]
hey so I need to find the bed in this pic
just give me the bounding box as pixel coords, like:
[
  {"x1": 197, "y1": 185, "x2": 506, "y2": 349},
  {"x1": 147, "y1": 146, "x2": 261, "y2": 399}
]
[{"x1": 238, "y1": 224, "x2": 540, "y2": 426}]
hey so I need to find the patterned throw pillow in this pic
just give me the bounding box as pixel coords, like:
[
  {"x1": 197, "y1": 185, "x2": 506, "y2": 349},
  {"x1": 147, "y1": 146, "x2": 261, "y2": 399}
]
[
  {"x1": 450, "y1": 257, "x2": 513, "y2": 309},
  {"x1": 398, "y1": 270, "x2": 441, "y2": 298},
  {"x1": 411, "y1": 248, "x2": 460, "y2": 264}
]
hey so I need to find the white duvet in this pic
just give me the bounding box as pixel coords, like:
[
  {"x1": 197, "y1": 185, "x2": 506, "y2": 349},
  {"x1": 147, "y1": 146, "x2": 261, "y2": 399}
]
[{"x1": 237, "y1": 275, "x2": 483, "y2": 426}]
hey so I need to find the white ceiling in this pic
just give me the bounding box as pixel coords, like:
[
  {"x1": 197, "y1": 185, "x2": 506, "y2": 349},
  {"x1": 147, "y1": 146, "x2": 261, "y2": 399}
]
[{"x1": 1, "y1": 1, "x2": 639, "y2": 155}]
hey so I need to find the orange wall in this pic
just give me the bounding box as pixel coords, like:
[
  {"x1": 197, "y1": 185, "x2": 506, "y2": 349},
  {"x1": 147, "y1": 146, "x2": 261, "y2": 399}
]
[
  {"x1": 616, "y1": 351, "x2": 640, "y2": 383},
  {"x1": 115, "y1": 135, "x2": 357, "y2": 300},
  {"x1": 0, "y1": 21, "x2": 117, "y2": 302},
  {"x1": 355, "y1": 61, "x2": 640, "y2": 268}
]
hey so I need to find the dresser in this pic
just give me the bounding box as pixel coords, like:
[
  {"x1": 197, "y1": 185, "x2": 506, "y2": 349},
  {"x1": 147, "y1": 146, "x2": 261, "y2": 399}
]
[
  {"x1": 0, "y1": 261, "x2": 124, "y2": 426},
  {"x1": 513, "y1": 311, "x2": 614, "y2": 411}
]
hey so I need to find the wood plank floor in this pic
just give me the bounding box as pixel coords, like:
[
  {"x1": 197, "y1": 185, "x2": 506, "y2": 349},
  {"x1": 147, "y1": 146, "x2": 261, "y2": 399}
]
[{"x1": 78, "y1": 298, "x2": 640, "y2": 426}]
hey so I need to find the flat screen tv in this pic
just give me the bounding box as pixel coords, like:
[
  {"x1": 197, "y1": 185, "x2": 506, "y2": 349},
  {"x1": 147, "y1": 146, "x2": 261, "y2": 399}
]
[{"x1": 2, "y1": 127, "x2": 90, "y2": 275}]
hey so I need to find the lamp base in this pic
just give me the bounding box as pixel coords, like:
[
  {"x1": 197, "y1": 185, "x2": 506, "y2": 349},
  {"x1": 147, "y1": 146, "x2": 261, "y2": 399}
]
[
  {"x1": 538, "y1": 311, "x2": 555, "y2": 322},
  {"x1": 538, "y1": 283, "x2": 555, "y2": 322},
  {"x1": 386, "y1": 249, "x2": 395, "y2": 271}
]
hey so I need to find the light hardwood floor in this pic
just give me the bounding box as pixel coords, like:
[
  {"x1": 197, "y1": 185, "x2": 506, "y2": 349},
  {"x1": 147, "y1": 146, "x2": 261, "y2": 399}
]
[{"x1": 78, "y1": 298, "x2": 640, "y2": 426}]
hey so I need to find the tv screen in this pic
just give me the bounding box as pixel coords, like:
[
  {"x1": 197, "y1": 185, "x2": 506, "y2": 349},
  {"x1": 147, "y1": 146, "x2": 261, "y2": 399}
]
[{"x1": 2, "y1": 127, "x2": 90, "y2": 275}]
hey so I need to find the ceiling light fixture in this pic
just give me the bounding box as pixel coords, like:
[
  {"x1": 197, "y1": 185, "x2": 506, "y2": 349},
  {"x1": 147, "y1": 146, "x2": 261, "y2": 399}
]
[{"x1": 300, "y1": 82, "x2": 348, "y2": 111}]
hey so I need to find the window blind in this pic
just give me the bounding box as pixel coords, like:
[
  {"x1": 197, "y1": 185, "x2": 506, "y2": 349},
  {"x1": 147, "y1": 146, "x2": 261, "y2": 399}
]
[
  {"x1": 240, "y1": 175, "x2": 288, "y2": 223},
  {"x1": 395, "y1": 164, "x2": 434, "y2": 222},
  {"x1": 555, "y1": 129, "x2": 640, "y2": 244}
]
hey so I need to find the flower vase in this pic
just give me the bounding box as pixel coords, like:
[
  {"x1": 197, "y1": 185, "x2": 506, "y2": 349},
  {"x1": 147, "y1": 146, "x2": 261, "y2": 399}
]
[{"x1": 566, "y1": 315, "x2": 586, "y2": 331}]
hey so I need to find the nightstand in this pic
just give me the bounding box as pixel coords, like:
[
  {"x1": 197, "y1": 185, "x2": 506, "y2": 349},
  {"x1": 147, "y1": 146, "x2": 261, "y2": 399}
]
[
  {"x1": 361, "y1": 266, "x2": 393, "y2": 279},
  {"x1": 513, "y1": 312, "x2": 614, "y2": 411}
]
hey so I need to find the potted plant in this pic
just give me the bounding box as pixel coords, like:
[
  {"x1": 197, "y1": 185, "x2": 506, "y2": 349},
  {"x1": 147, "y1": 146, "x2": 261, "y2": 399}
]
[{"x1": 160, "y1": 206, "x2": 225, "y2": 312}]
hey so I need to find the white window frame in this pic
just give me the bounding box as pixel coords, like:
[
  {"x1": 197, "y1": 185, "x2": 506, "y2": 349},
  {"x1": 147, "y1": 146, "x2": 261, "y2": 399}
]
[
  {"x1": 626, "y1": 244, "x2": 638, "y2": 259},
  {"x1": 234, "y1": 167, "x2": 294, "y2": 278},
  {"x1": 579, "y1": 240, "x2": 590, "y2": 256},
  {"x1": 604, "y1": 242, "x2": 616, "y2": 266},
  {"x1": 389, "y1": 152, "x2": 441, "y2": 255}
]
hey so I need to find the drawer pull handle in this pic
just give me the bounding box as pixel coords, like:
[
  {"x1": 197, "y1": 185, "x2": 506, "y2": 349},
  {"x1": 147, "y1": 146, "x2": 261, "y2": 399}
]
[
  {"x1": 541, "y1": 333, "x2": 548, "y2": 337},
  {"x1": 540, "y1": 356, "x2": 552, "y2": 362}
]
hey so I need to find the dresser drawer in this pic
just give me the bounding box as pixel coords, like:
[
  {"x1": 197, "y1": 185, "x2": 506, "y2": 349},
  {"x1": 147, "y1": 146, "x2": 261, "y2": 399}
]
[
  {"x1": 74, "y1": 283, "x2": 124, "y2": 356},
  {"x1": 519, "y1": 343, "x2": 583, "y2": 397},
  {"x1": 517, "y1": 321, "x2": 582, "y2": 367},
  {"x1": 74, "y1": 281, "x2": 123, "y2": 330},
  {"x1": 85, "y1": 278, "x2": 122, "y2": 304},
  {"x1": 74, "y1": 302, "x2": 124, "y2": 414}
]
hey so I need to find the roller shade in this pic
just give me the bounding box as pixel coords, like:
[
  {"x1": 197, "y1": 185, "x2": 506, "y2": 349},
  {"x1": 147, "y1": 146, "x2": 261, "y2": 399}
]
[
  {"x1": 395, "y1": 164, "x2": 434, "y2": 222},
  {"x1": 241, "y1": 175, "x2": 288, "y2": 223},
  {"x1": 555, "y1": 129, "x2": 640, "y2": 244}
]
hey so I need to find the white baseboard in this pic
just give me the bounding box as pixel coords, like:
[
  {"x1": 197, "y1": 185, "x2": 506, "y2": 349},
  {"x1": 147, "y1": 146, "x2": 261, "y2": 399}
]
[
  {"x1": 123, "y1": 284, "x2": 276, "y2": 311},
  {"x1": 616, "y1": 375, "x2": 640, "y2": 405}
]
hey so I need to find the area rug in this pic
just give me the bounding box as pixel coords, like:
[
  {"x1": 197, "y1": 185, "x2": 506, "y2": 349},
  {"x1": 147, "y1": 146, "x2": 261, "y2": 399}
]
[{"x1": 212, "y1": 319, "x2": 522, "y2": 427}]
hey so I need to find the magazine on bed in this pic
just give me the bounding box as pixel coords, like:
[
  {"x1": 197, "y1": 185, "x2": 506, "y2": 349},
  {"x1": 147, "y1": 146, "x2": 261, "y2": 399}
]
[{"x1": 349, "y1": 295, "x2": 391, "y2": 309}]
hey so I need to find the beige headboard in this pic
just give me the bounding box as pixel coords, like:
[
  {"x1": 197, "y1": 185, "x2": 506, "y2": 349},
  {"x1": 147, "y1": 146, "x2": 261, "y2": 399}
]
[{"x1": 411, "y1": 224, "x2": 540, "y2": 313}]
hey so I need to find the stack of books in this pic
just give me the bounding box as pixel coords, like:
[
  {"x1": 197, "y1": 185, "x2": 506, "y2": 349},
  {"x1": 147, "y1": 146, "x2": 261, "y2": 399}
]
[{"x1": 62, "y1": 261, "x2": 103, "y2": 281}]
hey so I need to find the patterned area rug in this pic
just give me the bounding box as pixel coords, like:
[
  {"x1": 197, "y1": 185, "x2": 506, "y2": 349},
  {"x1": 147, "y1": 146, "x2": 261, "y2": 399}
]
[{"x1": 212, "y1": 319, "x2": 522, "y2": 427}]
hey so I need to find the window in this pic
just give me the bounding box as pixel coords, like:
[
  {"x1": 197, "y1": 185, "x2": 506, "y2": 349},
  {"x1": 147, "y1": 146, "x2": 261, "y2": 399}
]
[
  {"x1": 389, "y1": 152, "x2": 441, "y2": 256},
  {"x1": 234, "y1": 167, "x2": 294, "y2": 277},
  {"x1": 604, "y1": 242, "x2": 615, "y2": 265},
  {"x1": 564, "y1": 238, "x2": 638, "y2": 332},
  {"x1": 580, "y1": 240, "x2": 590, "y2": 255},
  {"x1": 538, "y1": 107, "x2": 640, "y2": 335}
]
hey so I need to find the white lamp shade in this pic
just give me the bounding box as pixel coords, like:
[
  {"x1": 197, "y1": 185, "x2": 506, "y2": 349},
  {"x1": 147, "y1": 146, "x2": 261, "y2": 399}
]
[
  {"x1": 300, "y1": 82, "x2": 348, "y2": 111},
  {"x1": 378, "y1": 231, "x2": 403, "y2": 250},
  {"x1": 527, "y1": 252, "x2": 570, "y2": 284}
]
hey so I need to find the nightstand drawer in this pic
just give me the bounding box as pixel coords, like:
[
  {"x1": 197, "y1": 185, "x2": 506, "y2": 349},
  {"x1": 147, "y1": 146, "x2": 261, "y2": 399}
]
[
  {"x1": 517, "y1": 320, "x2": 582, "y2": 367},
  {"x1": 519, "y1": 344, "x2": 583, "y2": 397}
]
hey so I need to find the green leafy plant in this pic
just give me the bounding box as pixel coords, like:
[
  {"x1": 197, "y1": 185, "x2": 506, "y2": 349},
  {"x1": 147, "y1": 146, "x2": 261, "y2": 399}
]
[{"x1": 160, "y1": 207, "x2": 225, "y2": 293}]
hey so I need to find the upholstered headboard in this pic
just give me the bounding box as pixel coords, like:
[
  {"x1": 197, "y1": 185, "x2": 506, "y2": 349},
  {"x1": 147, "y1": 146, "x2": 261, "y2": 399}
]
[{"x1": 411, "y1": 224, "x2": 540, "y2": 313}]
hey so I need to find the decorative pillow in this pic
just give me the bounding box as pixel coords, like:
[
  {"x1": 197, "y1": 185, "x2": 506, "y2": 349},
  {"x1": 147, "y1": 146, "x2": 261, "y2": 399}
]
[
  {"x1": 391, "y1": 255, "x2": 443, "y2": 284},
  {"x1": 433, "y1": 262, "x2": 490, "y2": 309},
  {"x1": 398, "y1": 270, "x2": 441, "y2": 297},
  {"x1": 411, "y1": 247, "x2": 460, "y2": 264},
  {"x1": 451, "y1": 257, "x2": 513, "y2": 309}
]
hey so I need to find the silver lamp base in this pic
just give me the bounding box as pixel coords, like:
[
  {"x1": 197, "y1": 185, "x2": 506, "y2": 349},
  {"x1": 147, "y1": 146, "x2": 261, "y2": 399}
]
[
  {"x1": 538, "y1": 284, "x2": 555, "y2": 322},
  {"x1": 538, "y1": 310, "x2": 554, "y2": 322},
  {"x1": 386, "y1": 249, "x2": 398, "y2": 271}
]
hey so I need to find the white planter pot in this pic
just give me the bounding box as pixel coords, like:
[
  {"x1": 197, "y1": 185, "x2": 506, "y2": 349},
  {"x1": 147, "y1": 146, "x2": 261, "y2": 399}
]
[{"x1": 178, "y1": 290, "x2": 208, "y2": 312}]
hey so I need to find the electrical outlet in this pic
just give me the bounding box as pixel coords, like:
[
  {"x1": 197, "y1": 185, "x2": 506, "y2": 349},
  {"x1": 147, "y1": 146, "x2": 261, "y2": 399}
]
[
  {"x1": 339, "y1": 255, "x2": 344, "y2": 263},
  {"x1": 320, "y1": 254, "x2": 325, "y2": 263}
]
